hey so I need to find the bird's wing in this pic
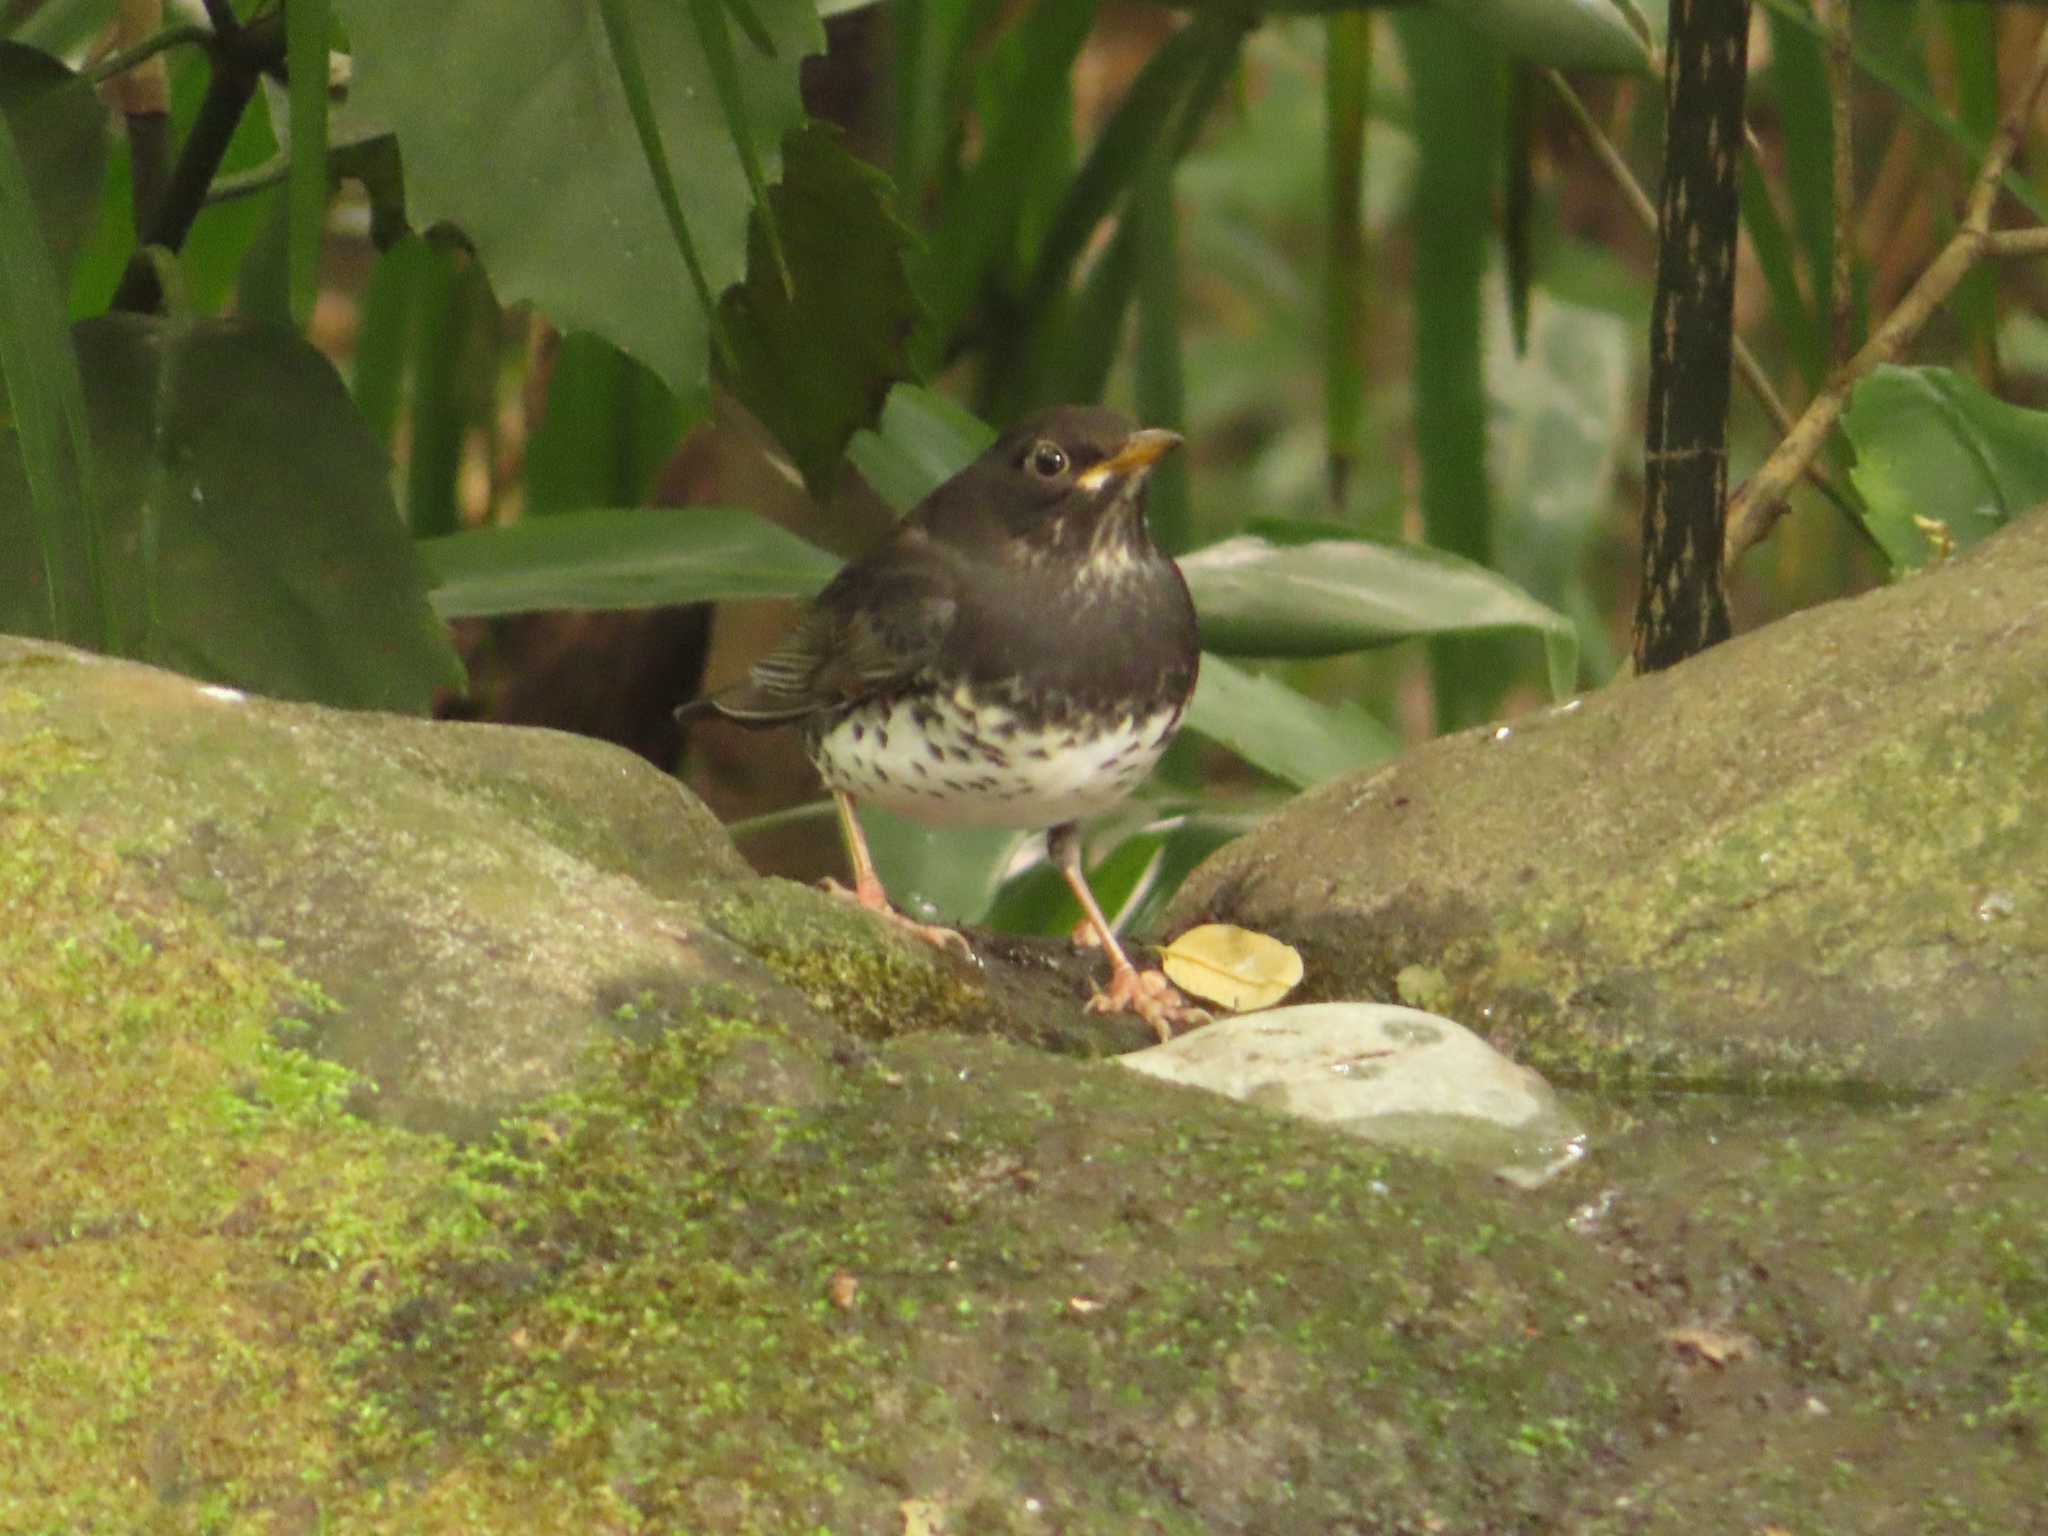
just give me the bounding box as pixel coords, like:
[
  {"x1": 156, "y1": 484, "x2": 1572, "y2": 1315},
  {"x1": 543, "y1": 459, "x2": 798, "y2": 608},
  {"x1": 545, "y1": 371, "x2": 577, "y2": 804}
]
[{"x1": 695, "y1": 535, "x2": 958, "y2": 724}]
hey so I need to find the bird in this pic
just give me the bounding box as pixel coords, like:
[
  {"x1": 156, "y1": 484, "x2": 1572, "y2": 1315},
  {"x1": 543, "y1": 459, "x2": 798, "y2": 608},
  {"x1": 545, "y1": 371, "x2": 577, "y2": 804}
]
[{"x1": 682, "y1": 405, "x2": 1203, "y2": 1041}]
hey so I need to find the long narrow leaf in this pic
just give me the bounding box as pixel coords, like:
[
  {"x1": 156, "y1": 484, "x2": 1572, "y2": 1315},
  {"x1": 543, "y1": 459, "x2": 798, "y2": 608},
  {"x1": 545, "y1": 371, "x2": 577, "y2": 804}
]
[
  {"x1": 1324, "y1": 9, "x2": 1371, "y2": 511},
  {"x1": 285, "y1": 0, "x2": 331, "y2": 329},
  {"x1": 1130, "y1": 152, "x2": 1188, "y2": 552},
  {"x1": 915, "y1": 0, "x2": 1099, "y2": 362},
  {"x1": 1181, "y1": 523, "x2": 1578, "y2": 697},
  {"x1": 0, "y1": 107, "x2": 106, "y2": 646},
  {"x1": 685, "y1": 0, "x2": 790, "y2": 294},
  {"x1": 1185, "y1": 653, "x2": 1398, "y2": 790},
  {"x1": 418, "y1": 505, "x2": 839, "y2": 618},
  {"x1": 1018, "y1": 19, "x2": 1210, "y2": 321}
]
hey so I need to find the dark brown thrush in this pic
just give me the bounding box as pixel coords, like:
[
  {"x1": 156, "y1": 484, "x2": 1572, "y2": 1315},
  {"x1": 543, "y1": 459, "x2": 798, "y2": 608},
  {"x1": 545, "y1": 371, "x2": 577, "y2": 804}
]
[{"x1": 683, "y1": 405, "x2": 1202, "y2": 1041}]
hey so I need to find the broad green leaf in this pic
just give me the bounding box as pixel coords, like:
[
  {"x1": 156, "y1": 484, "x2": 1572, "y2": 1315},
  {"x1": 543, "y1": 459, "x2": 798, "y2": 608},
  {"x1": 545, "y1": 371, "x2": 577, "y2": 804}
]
[
  {"x1": 0, "y1": 98, "x2": 106, "y2": 646},
  {"x1": 0, "y1": 42, "x2": 106, "y2": 287},
  {"x1": 0, "y1": 314, "x2": 463, "y2": 711},
  {"x1": 1487, "y1": 283, "x2": 1628, "y2": 682},
  {"x1": 332, "y1": 0, "x2": 823, "y2": 417},
  {"x1": 1843, "y1": 365, "x2": 2048, "y2": 575},
  {"x1": 1180, "y1": 524, "x2": 1579, "y2": 697},
  {"x1": 419, "y1": 505, "x2": 838, "y2": 619},
  {"x1": 1437, "y1": 0, "x2": 1648, "y2": 71},
  {"x1": 720, "y1": 123, "x2": 924, "y2": 497},
  {"x1": 847, "y1": 382, "x2": 996, "y2": 511},
  {"x1": 1184, "y1": 653, "x2": 1398, "y2": 789}
]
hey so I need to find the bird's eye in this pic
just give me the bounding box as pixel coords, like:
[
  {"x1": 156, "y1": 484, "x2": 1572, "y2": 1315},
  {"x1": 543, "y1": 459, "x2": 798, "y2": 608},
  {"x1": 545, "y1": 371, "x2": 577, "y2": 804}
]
[{"x1": 1025, "y1": 441, "x2": 1069, "y2": 480}]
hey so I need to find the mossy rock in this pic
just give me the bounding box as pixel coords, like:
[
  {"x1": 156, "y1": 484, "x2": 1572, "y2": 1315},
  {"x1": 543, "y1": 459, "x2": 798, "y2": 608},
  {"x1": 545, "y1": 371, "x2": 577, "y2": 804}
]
[{"x1": 1170, "y1": 514, "x2": 2048, "y2": 1097}]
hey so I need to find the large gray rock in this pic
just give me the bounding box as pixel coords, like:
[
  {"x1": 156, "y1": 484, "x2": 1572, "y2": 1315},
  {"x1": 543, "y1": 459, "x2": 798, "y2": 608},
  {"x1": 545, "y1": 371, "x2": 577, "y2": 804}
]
[{"x1": 1170, "y1": 514, "x2": 2048, "y2": 1095}]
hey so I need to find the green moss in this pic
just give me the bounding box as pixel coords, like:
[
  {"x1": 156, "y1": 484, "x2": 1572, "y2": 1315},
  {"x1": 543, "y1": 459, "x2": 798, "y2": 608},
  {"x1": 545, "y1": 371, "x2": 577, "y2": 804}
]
[
  {"x1": 0, "y1": 729, "x2": 467, "y2": 1534},
  {"x1": 707, "y1": 880, "x2": 990, "y2": 1041},
  {"x1": 320, "y1": 1027, "x2": 1642, "y2": 1532}
]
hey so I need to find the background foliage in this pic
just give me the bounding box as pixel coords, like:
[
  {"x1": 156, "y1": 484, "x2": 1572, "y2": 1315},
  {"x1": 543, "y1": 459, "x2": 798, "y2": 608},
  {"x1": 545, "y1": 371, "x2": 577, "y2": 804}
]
[{"x1": 5, "y1": 0, "x2": 2048, "y2": 930}]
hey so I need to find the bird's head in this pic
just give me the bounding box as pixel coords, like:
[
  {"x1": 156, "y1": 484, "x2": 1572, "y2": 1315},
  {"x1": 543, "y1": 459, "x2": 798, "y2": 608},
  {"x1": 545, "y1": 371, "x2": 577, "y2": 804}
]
[{"x1": 940, "y1": 406, "x2": 1182, "y2": 566}]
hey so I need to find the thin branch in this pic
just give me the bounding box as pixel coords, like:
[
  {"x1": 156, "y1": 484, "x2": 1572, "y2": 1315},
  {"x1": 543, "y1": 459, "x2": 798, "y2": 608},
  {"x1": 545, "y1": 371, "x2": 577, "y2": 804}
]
[
  {"x1": 1986, "y1": 226, "x2": 2048, "y2": 259},
  {"x1": 1723, "y1": 19, "x2": 2048, "y2": 572}
]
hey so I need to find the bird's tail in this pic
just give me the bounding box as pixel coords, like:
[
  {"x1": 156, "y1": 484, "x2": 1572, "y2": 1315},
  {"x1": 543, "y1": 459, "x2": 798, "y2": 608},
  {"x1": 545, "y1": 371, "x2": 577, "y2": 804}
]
[{"x1": 675, "y1": 683, "x2": 814, "y2": 729}]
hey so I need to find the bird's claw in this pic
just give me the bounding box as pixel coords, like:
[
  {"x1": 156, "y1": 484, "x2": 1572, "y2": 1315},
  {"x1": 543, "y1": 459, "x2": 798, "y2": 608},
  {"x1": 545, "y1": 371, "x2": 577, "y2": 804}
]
[
  {"x1": 819, "y1": 877, "x2": 977, "y2": 962},
  {"x1": 1087, "y1": 964, "x2": 1208, "y2": 1044}
]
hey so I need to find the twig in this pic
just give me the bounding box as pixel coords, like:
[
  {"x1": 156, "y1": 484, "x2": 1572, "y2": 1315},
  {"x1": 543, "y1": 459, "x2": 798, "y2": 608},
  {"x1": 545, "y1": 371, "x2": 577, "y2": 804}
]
[
  {"x1": 1986, "y1": 227, "x2": 2048, "y2": 259},
  {"x1": 1722, "y1": 19, "x2": 2048, "y2": 573}
]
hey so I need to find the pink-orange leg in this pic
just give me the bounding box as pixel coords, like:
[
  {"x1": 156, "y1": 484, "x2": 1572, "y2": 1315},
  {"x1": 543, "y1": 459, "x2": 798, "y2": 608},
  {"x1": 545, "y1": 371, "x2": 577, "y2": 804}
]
[
  {"x1": 1047, "y1": 823, "x2": 1203, "y2": 1043},
  {"x1": 822, "y1": 791, "x2": 974, "y2": 959}
]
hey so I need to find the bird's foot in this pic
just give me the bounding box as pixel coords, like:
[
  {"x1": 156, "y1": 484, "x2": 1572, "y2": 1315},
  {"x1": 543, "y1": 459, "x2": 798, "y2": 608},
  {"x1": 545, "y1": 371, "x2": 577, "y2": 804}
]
[
  {"x1": 819, "y1": 877, "x2": 976, "y2": 961},
  {"x1": 1086, "y1": 962, "x2": 1208, "y2": 1044}
]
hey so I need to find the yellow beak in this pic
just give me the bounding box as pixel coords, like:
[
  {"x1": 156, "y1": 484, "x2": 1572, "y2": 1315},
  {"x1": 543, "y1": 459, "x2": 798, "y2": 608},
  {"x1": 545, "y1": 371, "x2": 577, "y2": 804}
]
[{"x1": 1075, "y1": 428, "x2": 1183, "y2": 493}]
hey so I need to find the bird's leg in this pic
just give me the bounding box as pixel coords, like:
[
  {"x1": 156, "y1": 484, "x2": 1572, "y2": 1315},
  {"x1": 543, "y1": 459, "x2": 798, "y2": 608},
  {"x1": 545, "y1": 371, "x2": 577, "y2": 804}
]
[
  {"x1": 822, "y1": 791, "x2": 975, "y2": 959},
  {"x1": 1047, "y1": 822, "x2": 1202, "y2": 1044}
]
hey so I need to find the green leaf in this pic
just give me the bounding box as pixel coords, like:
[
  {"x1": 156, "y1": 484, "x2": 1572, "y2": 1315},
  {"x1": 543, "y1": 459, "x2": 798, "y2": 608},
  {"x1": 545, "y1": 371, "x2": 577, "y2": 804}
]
[
  {"x1": 1184, "y1": 653, "x2": 1398, "y2": 790},
  {"x1": 418, "y1": 505, "x2": 839, "y2": 619},
  {"x1": 1487, "y1": 283, "x2": 1628, "y2": 682},
  {"x1": 719, "y1": 122, "x2": 924, "y2": 497},
  {"x1": 1437, "y1": 0, "x2": 1648, "y2": 70},
  {"x1": 1180, "y1": 523, "x2": 1579, "y2": 697},
  {"x1": 912, "y1": 0, "x2": 1098, "y2": 363},
  {"x1": 285, "y1": 0, "x2": 332, "y2": 330},
  {"x1": 1753, "y1": 0, "x2": 2048, "y2": 226},
  {"x1": 1843, "y1": 365, "x2": 2048, "y2": 575},
  {"x1": 854, "y1": 806, "x2": 1026, "y2": 926},
  {"x1": 524, "y1": 332, "x2": 684, "y2": 516},
  {"x1": 1396, "y1": 9, "x2": 1512, "y2": 728},
  {"x1": 0, "y1": 42, "x2": 107, "y2": 288},
  {"x1": 0, "y1": 314, "x2": 463, "y2": 712},
  {"x1": 331, "y1": 0, "x2": 823, "y2": 417},
  {"x1": 0, "y1": 97, "x2": 107, "y2": 647},
  {"x1": 1246, "y1": 0, "x2": 1648, "y2": 71},
  {"x1": 846, "y1": 382, "x2": 996, "y2": 512}
]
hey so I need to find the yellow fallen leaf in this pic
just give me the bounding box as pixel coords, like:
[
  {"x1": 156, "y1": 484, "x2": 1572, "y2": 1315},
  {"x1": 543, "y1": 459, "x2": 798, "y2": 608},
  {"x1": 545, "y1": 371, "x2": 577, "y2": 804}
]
[
  {"x1": 1159, "y1": 924, "x2": 1304, "y2": 1012},
  {"x1": 900, "y1": 1497, "x2": 947, "y2": 1536}
]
